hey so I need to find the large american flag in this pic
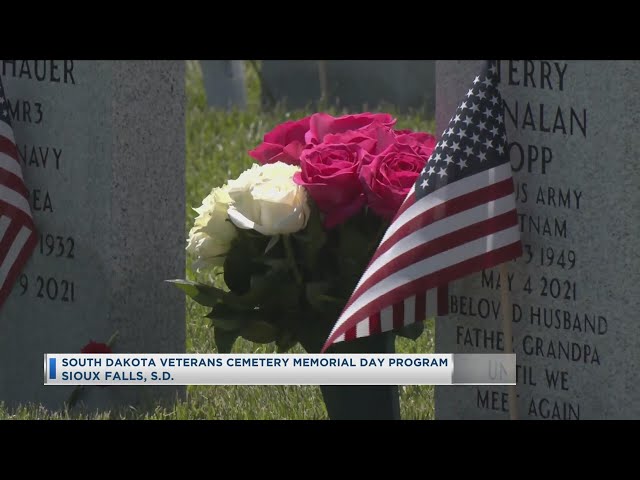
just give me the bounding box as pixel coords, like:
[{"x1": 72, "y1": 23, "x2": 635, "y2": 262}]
[
  {"x1": 0, "y1": 75, "x2": 38, "y2": 308},
  {"x1": 321, "y1": 60, "x2": 522, "y2": 352}
]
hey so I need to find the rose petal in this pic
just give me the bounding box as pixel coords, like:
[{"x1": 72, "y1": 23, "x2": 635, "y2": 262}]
[
  {"x1": 249, "y1": 142, "x2": 285, "y2": 164},
  {"x1": 306, "y1": 112, "x2": 397, "y2": 144},
  {"x1": 227, "y1": 205, "x2": 258, "y2": 230}
]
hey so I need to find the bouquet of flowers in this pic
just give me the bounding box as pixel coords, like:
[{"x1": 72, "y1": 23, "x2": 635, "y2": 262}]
[{"x1": 171, "y1": 112, "x2": 435, "y2": 353}]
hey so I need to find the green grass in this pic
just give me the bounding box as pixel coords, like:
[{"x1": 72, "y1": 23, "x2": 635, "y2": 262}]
[{"x1": 0, "y1": 61, "x2": 436, "y2": 420}]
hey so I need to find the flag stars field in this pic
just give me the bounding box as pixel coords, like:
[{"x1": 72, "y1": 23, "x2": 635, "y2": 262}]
[{"x1": 322, "y1": 60, "x2": 522, "y2": 351}]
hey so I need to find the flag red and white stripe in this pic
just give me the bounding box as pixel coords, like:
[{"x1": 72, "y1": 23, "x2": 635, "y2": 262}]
[
  {"x1": 322, "y1": 61, "x2": 522, "y2": 352},
  {"x1": 0, "y1": 77, "x2": 38, "y2": 309}
]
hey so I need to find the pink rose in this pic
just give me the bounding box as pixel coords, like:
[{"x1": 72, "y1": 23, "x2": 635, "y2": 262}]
[
  {"x1": 394, "y1": 131, "x2": 437, "y2": 159},
  {"x1": 323, "y1": 122, "x2": 397, "y2": 155},
  {"x1": 248, "y1": 116, "x2": 311, "y2": 165},
  {"x1": 294, "y1": 143, "x2": 366, "y2": 229},
  {"x1": 360, "y1": 143, "x2": 428, "y2": 220},
  {"x1": 305, "y1": 112, "x2": 396, "y2": 145}
]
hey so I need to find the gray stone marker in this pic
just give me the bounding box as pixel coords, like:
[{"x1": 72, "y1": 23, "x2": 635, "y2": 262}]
[
  {"x1": 200, "y1": 60, "x2": 247, "y2": 110},
  {"x1": 260, "y1": 60, "x2": 320, "y2": 108},
  {"x1": 260, "y1": 60, "x2": 434, "y2": 112},
  {"x1": 0, "y1": 60, "x2": 186, "y2": 410},
  {"x1": 325, "y1": 60, "x2": 435, "y2": 112},
  {"x1": 435, "y1": 60, "x2": 640, "y2": 420}
]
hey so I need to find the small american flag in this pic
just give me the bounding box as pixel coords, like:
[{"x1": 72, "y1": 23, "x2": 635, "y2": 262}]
[
  {"x1": 0, "y1": 75, "x2": 38, "y2": 309},
  {"x1": 322, "y1": 60, "x2": 522, "y2": 352}
]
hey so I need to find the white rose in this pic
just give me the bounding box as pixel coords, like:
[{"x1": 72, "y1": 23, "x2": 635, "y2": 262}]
[
  {"x1": 227, "y1": 162, "x2": 310, "y2": 236},
  {"x1": 186, "y1": 186, "x2": 237, "y2": 271}
]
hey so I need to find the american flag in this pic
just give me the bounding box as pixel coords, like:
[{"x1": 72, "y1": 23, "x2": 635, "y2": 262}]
[
  {"x1": 0, "y1": 75, "x2": 38, "y2": 309},
  {"x1": 321, "y1": 60, "x2": 522, "y2": 352}
]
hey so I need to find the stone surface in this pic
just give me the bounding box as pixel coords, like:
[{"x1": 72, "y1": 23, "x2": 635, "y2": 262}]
[
  {"x1": 260, "y1": 60, "x2": 320, "y2": 108},
  {"x1": 260, "y1": 60, "x2": 434, "y2": 112},
  {"x1": 0, "y1": 60, "x2": 186, "y2": 410},
  {"x1": 435, "y1": 60, "x2": 640, "y2": 420},
  {"x1": 200, "y1": 61, "x2": 246, "y2": 110},
  {"x1": 325, "y1": 60, "x2": 435, "y2": 112}
]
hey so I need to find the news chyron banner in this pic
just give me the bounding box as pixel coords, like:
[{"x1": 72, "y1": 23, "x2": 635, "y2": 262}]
[{"x1": 44, "y1": 354, "x2": 515, "y2": 386}]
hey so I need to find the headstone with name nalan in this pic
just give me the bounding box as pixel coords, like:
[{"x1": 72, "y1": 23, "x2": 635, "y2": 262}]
[
  {"x1": 0, "y1": 60, "x2": 186, "y2": 410},
  {"x1": 435, "y1": 60, "x2": 640, "y2": 420}
]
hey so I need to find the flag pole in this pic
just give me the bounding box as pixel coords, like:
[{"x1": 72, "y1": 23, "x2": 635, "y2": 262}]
[{"x1": 499, "y1": 262, "x2": 518, "y2": 420}]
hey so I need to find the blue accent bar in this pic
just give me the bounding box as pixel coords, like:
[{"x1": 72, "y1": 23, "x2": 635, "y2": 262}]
[{"x1": 49, "y1": 358, "x2": 56, "y2": 379}]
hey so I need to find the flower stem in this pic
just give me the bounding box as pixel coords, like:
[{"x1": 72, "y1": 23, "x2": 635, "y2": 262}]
[
  {"x1": 106, "y1": 330, "x2": 120, "y2": 349},
  {"x1": 283, "y1": 235, "x2": 303, "y2": 285}
]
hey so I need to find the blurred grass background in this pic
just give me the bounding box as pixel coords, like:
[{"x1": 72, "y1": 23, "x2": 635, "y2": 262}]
[{"x1": 0, "y1": 61, "x2": 436, "y2": 420}]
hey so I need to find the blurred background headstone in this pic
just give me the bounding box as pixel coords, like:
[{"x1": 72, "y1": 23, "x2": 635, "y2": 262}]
[
  {"x1": 259, "y1": 60, "x2": 435, "y2": 112},
  {"x1": 200, "y1": 60, "x2": 247, "y2": 110},
  {"x1": 259, "y1": 60, "x2": 320, "y2": 109}
]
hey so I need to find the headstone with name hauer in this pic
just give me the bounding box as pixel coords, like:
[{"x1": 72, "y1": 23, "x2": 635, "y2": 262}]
[
  {"x1": 0, "y1": 60, "x2": 186, "y2": 411},
  {"x1": 199, "y1": 60, "x2": 247, "y2": 110},
  {"x1": 435, "y1": 60, "x2": 640, "y2": 420}
]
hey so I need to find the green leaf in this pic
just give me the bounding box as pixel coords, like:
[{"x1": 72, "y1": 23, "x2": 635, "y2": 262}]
[
  {"x1": 206, "y1": 302, "x2": 261, "y2": 327},
  {"x1": 167, "y1": 279, "x2": 225, "y2": 307},
  {"x1": 240, "y1": 320, "x2": 278, "y2": 344},
  {"x1": 395, "y1": 321, "x2": 425, "y2": 341},
  {"x1": 223, "y1": 241, "x2": 267, "y2": 294},
  {"x1": 214, "y1": 328, "x2": 239, "y2": 353},
  {"x1": 206, "y1": 314, "x2": 246, "y2": 331},
  {"x1": 253, "y1": 258, "x2": 288, "y2": 271},
  {"x1": 246, "y1": 270, "x2": 302, "y2": 311},
  {"x1": 305, "y1": 282, "x2": 345, "y2": 311}
]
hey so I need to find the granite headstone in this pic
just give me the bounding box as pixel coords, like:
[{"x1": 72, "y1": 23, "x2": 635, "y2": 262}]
[
  {"x1": 0, "y1": 60, "x2": 186, "y2": 410},
  {"x1": 200, "y1": 61, "x2": 247, "y2": 110},
  {"x1": 260, "y1": 60, "x2": 320, "y2": 108},
  {"x1": 259, "y1": 60, "x2": 435, "y2": 112},
  {"x1": 325, "y1": 60, "x2": 435, "y2": 112},
  {"x1": 435, "y1": 60, "x2": 640, "y2": 420}
]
